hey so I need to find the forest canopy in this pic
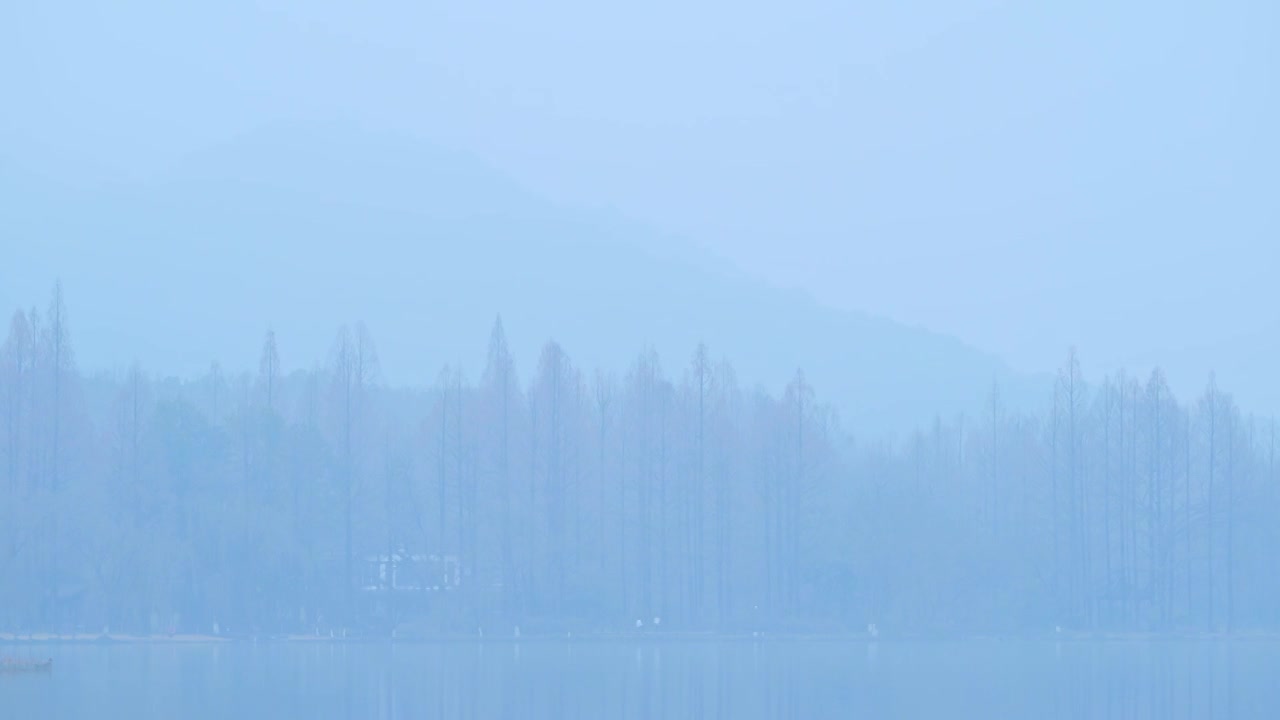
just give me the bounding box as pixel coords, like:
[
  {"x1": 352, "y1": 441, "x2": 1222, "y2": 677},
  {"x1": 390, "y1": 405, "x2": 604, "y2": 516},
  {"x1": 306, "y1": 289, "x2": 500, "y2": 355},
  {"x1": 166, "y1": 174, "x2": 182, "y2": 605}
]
[{"x1": 1, "y1": 283, "x2": 1275, "y2": 637}]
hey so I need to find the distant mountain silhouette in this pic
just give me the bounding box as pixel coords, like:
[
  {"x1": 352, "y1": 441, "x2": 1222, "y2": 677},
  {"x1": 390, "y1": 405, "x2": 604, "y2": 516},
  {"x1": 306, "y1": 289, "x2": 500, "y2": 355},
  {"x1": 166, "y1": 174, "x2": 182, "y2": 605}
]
[{"x1": 2, "y1": 125, "x2": 1043, "y2": 435}]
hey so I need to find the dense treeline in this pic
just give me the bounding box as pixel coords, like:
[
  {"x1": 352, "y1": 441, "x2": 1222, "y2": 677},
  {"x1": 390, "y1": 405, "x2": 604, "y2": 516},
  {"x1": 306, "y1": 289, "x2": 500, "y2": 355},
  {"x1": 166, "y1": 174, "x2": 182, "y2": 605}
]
[{"x1": 1, "y1": 284, "x2": 1277, "y2": 636}]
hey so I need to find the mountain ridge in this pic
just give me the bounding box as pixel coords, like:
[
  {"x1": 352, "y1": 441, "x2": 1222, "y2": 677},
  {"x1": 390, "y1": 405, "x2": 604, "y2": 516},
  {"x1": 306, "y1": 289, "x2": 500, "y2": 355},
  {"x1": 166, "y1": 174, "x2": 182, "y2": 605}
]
[{"x1": 1, "y1": 126, "x2": 1043, "y2": 436}]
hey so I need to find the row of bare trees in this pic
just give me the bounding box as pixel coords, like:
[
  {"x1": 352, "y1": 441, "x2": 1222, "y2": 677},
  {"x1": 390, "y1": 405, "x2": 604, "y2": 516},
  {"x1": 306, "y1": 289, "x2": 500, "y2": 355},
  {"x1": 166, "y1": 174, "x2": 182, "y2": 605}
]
[
  {"x1": 1038, "y1": 351, "x2": 1274, "y2": 633},
  {"x1": 0, "y1": 284, "x2": 1275, "y2": 635}
]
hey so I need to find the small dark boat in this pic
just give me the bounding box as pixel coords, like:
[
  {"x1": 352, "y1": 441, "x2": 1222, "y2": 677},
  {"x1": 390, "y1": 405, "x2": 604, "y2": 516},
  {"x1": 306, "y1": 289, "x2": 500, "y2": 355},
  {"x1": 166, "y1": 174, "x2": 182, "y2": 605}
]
[{"x1": 0, "y1": 658, "x2": 52, "y2": 673}]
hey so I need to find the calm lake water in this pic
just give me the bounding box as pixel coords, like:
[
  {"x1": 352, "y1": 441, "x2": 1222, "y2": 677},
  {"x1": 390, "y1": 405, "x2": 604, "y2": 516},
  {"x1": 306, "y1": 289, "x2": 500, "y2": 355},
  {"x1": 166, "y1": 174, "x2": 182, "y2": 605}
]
[{"x1": 2, "y1": 640, "x2": 1278, "y2": 719}]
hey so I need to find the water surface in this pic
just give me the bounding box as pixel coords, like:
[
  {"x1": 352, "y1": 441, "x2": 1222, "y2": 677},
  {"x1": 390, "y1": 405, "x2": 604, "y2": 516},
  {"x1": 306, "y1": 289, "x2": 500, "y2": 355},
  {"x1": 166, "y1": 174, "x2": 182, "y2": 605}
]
[{"x1": 2, "y1": 640, "x2": 1277, "y2": 719}]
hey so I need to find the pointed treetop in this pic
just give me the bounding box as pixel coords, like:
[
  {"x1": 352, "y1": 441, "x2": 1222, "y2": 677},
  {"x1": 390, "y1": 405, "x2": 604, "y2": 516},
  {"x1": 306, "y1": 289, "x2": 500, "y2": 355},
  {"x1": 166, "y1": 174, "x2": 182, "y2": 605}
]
[
  {"x1": 259, "y1": 329, "x2": 282, "y2": 411},
  {"x1": 483, "y1": 314, "x2": 516, "y2": 389}
]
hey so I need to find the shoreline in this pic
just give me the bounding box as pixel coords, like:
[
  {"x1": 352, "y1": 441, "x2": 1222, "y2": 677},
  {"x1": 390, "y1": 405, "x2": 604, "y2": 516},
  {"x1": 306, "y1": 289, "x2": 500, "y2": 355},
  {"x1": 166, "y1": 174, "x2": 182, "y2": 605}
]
[{"x1": 5, "y1": 631, "x2": 1280, "y2": 645}]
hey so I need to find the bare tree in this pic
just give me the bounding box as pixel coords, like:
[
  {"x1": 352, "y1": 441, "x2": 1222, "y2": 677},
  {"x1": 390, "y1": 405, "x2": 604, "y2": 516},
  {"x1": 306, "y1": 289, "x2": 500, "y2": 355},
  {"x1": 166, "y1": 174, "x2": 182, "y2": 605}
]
[
  {"x1": 44, "y1": 282, "x2": 74, "y2": 629},
  {"x1": 258, "y1": 329, "x2": 281, "y2": 414},
  {"x1": 2, "y1": 311, "x2": 32, "y2": 495},
  {"x1": 330, "y1": 323, "x2": 378, "y2": 623},
  {"x1": 688, "y1": 343, "x2": 711, "y2": 622},
  {"x1": 1201, "y1": 375, "x2": 1219, "y2": 631},
  {"x1": 483, "y1": 317, "x2": 517, "y2": 616}
]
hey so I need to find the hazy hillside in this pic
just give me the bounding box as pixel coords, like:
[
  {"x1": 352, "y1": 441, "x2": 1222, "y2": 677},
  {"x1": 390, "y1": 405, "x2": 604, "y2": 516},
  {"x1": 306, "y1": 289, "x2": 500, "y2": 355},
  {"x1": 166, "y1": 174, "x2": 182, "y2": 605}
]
[{"x1": 2, "y1": 126, "x2": 1040, "y2": 435}]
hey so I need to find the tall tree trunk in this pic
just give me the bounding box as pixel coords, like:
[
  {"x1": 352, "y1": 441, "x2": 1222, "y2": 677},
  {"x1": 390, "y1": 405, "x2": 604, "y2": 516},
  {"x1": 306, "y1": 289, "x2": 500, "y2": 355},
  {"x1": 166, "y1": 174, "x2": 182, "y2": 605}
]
[
  {"x1": 1225, "y1": 411, "x2": 1235, "y2": 634},
  {"x1": 1207, "y1": 384, "x2": 1216, "y2": 631},
  {"x1": 1102, "y1": 385, "x2": 1112, "y2": 628},
  {"x1": 343, "y1": 361, "x2": 353, "y2": 626},
  {"x1": 500, "y1": 365, "x2": 511, "y2": 618},
  {"x1": 1184, "y1": 409, "x2": 1193, "y2": 623}
]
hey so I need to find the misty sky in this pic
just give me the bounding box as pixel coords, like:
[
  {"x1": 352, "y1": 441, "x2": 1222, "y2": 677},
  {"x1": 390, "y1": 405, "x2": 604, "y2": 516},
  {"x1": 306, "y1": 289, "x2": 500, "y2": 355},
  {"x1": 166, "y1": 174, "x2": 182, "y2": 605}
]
[{"x1": 2, "y1": 0, "x2": 1276, "y2": 405}]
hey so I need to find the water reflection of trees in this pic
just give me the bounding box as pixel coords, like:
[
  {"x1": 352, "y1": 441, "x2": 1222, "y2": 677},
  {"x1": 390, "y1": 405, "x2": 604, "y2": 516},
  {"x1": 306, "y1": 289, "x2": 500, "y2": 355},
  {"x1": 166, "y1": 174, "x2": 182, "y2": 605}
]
[{"x1": 336, "y1": 641, "x2": 1261, "y2": 720}]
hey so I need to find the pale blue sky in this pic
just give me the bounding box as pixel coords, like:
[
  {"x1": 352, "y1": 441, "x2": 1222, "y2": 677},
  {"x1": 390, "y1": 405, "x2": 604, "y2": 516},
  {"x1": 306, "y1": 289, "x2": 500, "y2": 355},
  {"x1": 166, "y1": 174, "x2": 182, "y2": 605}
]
[{"x1": 2, "y1": 0, "x2": 1276, "y2": 409}]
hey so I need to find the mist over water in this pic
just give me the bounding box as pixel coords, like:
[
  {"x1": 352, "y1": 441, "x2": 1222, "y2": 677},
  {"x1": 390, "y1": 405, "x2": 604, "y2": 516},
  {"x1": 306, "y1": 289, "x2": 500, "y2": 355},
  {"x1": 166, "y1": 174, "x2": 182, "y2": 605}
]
[
  {"x1": 3, "y1": 0, "x2": 1277, "y2": 717},
  {"x1": 4, "y1": 640, "x2": 1278, "y2": 719}
]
